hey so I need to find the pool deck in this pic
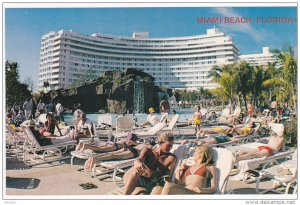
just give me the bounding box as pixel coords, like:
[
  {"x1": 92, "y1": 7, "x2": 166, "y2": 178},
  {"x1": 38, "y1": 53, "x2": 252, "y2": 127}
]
[
  {"x1": 4, "y1": 152, "x2": 282, "y2": 197},
  {"x1": 4, "y1": 124, "x2": 296, "y2": 199}
]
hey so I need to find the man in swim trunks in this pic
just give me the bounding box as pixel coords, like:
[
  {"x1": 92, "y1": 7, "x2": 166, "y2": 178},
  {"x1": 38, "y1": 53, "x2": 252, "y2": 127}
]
[
  {"x1": 193, "y1": 106, "x2": 202, "y2": 135},
  {"x1": 235, "y1": 127, "x2": 285, "y2": 162},
  {"x1": 123, "y1": 132, "x2": 177, "y2": 195}
]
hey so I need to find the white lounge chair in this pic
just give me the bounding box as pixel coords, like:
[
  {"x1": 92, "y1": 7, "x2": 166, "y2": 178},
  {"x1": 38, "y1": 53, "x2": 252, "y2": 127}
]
[
  {"x1": 159, "y1": 113, "x2": 169, "y2": 123},
  {"x1": 218, "y1": 107, "x2": 241, "y2": 125},
  {"x1": 161, "y1": 114, "x2": 180, "y2": 131},
  {"x1": 228, "y1": 142, "x2": 294, "y2": 182},
  {"x1": 22, "y1": 127, "x2": 75, "y2": 166},
  {"x1": 114, "y1": 122, "x2": 166, "y2": 142},
  {"x1": 208, "y1": 122, "x2": 261, "y2": 148},
  {"x1": 255, "y1": 151, "x2": 297, "y2": 194},
  {"x1": 217, "y1": 108, "x2": 231, "y2": 124},
  {"x1": 116, "y1": 116, "x2": 134, "y2": 133},
  {"x1": 97, "y1": 114, "x2": 112, "y2": 129},
  {"x1": 6, "y1": 124, "x2": 27, "y2": 160},
  {"x1": 184, "y1": 147, "x2": 235, "y2": 194}
]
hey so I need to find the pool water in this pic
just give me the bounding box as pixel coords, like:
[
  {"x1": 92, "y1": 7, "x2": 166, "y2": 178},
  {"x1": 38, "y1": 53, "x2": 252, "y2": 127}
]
[{"x1": 64, "y1": 108, "x2": 196, "y2": 126}]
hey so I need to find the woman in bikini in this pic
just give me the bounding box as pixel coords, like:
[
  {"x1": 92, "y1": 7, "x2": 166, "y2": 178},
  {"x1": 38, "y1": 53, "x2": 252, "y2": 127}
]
[
  {"x1": 123, "y1": 132, "x2": 177, "y2": 195},
  {"x1": 160, "y1": 143, "x2": 217, "y2": 194},
  {"x1": 235, "y1": 130, "x2": 285, "y2": 162},
  {"x1": 40, "y1": 113, "x2": 63, "y2": 137}
]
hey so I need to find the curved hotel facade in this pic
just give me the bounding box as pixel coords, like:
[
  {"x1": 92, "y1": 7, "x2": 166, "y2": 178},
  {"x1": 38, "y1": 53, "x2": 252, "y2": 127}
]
[{"x1": 39, "y1": 28, "x2": 239, "y2": 90}]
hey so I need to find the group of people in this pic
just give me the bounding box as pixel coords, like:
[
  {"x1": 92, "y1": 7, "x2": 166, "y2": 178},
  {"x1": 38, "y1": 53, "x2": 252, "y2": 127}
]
[
  {"x1": 6, "y1": 95, "x2": 289, "y2": 195},
  {"x1": 76, "y1": 131, "x2": 217, "y2": 195},
  {"x1": 6, "y1": 98, "x2": 68, "y2": 128}
]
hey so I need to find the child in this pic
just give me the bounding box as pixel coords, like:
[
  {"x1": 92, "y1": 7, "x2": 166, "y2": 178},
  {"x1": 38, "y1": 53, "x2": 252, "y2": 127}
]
[{"x1": 193, "y1": 106, "x2": 202, "y2": 135}]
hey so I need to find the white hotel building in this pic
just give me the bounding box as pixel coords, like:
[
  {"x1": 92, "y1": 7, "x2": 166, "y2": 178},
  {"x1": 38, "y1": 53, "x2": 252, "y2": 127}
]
[
  {"x1": 39, "y1": 28, "x2": 239, "y2": 90},
  {"x1": 239, "y1": 47, "x2": 277, "y2": 67}
]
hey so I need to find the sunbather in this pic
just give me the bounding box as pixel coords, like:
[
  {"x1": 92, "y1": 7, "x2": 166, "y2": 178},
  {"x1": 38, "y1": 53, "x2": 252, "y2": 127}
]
[
  {"x1": 159, "y1": 143, "x2": 217, "y2": 194},
  {"x1": 75, "y1": 133, "x2": 139, "y2": 153},
  {"x1": 230, "y1": 112, "x2": 245, "y2": 126},
  {"x1": 198, "y1": 115, "x2": 258, "y2": 138},
  {"x1": 39, "y1": 113, "x2": 63, "y2": 137},
  {"x1": 84, "y1": 143, "x2": 151, "y2": 171},
  {"x1": 69, "y1": 113, "x2": 94, "y2": 142},
  {"x1": 181, "y1": 133, "x2": 240, "y2": 146},
  {"x1": 235, "y1": 132, "x2": 285, "y2": 162},
  {"x1": 123, "y1": 132, "x2": 177, "y2": 195},
  {"x1": 140, "y1": 107, "x2": 159, "y2": 127}
]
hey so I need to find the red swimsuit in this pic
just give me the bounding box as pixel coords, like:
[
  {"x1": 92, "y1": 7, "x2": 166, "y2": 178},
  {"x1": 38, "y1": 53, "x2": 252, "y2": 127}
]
[
  {"x1": 185, "y1": 165, "x2": 207, "y2": 177},
  {"x1": 257, "y1": 146, "x2": 273, "y2": 156}
]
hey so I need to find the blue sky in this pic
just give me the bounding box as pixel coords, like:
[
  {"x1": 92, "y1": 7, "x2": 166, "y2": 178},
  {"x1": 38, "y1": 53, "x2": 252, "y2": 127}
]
[{"x1": 5, "y1": 7, "x2": 297, "y2": 89}]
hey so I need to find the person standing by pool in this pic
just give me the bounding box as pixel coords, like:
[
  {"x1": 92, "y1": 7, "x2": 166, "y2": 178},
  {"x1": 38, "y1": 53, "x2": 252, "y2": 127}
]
[
  {"x1": 37, "y1": 100, "x2": 46, "y2": 114},
  {"x1": 73, "y1": 105, "x2": 84, "y2": 127},
  {"x1": 46, "y1": 100, "x2": 55, "y2": 113},
  {"x1": 55, "y1": 101, "x2": 65, "y2": 122},
  {"x1": 160, "y1": 98, "x2": 170, "y2": 114},
  {"x1": 193, "y1": 106, "x2": 202, "y2": 135},
  {"x1": 11, "y1": 102, "x2": 20, "y2": 118},
  {"x1": 23, "y1": 98, "x2": 33, "y2": 119}
]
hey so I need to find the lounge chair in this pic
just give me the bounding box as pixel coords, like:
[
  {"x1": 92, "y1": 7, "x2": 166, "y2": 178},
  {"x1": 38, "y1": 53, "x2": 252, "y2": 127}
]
[
  {"x1": 6, "y1": 124, "x2": 27, "y2": 160},
  {"x1": 69, "y1": 138, "x2": 115, "y2": 169},
  {"x1": 217, "y1": 108, "x2": 231, "y2": 124},
  {"x1": 209, "y1": 122, "x2": 261, "y2": 148},
  {"x1": 255, "y1": 151, "x2": 297, "y2": 194},
  {"x1": 218, "y1": 107, "x2": 241, "y2": 125},
  {"x1": 161, "y1": 114, "x2": 180, "y2": 131},
  {"x1": 113, "y1": 116, "x2": 135, "y2": 139},
  {"x1": 159, "y1": 113, "x2": 169, "y2": 123},
  {"x1": 185, "y1": 147, "x2": 235, "y2": 194},
  {"x1": 96, "y1": 114, "x2": 112, "y2": 130},
  {"x1": 114, "y1": 122, "x2": 166, "y2": 142},
  {"x1": 22, "y1": 127, "x2": 75, "y2": 166},
  {"x1": 228, "y1": 142, "x2": 294, "y2": 182}
]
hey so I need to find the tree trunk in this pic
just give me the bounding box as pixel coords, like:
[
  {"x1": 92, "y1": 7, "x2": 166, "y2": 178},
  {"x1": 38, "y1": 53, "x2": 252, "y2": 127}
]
[
  {"x1": 243, "y1": 95, "x2": 248, "y2": 114},
  {"x1": 291, "y1": 90, "x2": 297, "y2": 115}
]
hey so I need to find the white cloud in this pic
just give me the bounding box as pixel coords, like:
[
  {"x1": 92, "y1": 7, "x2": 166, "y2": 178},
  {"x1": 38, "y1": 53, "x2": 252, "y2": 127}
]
[{"x1": 212, "y1": 8, "x2": 268, "y2": 43}]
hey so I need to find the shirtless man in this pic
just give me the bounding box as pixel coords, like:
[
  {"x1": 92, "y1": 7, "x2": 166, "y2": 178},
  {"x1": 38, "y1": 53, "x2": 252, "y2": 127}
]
[
  {"x1": 235, "y1": 124, "x2": 285, "y2": 162},
  {"x1": 123, "y1": 132, "x2": 177, "y2": 195},
  {"x1": 193, "y1": 106, "x2": 202, "y2": 135}
]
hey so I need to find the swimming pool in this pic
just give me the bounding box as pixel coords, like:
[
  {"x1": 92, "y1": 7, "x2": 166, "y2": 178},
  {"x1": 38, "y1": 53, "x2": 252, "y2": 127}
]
[{"x1": 64, "y1": 108, "x2": 196, "y2": 126}]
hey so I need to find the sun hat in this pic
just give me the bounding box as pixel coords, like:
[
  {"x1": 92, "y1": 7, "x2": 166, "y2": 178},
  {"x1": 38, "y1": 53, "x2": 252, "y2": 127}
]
[{"x1": 149, "y1": 107, "x2": 155, "y2": 113}]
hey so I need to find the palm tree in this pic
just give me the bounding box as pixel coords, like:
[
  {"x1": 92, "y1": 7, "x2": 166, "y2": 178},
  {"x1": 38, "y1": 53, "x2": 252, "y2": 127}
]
[
  {"x1": 251, "y1": 65, "x2": 265, "y2": 108},
  {"x1": 235, "y1": 61, "x2": 254, "y2": 113},
  {"x1": 275, "y1": 47, "x2": 297, "y2": 113},
  {"x1": 263, "y1": 47, "x2": 297, "y2": 113},
  {"x1": 210, "y1": 71, "x2": 236, "y2": 105}
]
